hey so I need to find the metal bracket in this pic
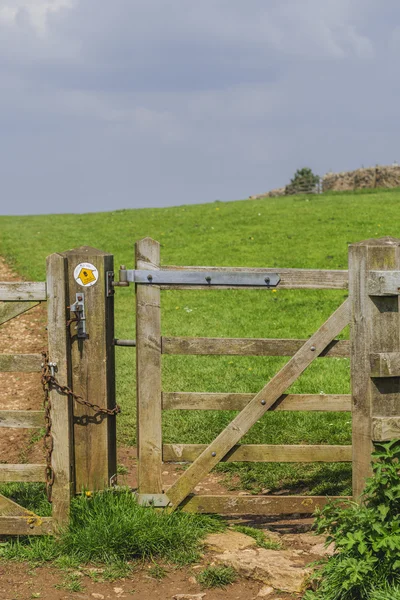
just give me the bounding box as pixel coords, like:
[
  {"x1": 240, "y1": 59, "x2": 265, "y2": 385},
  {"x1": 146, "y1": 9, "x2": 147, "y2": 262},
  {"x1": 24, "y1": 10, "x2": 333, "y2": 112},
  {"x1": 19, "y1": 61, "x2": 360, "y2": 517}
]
[
  {"x1": 136, "y1": 493, "x2": 171, "y2": 507},
  {"x1": 109, "y1": 473, "x2": 117, "y2": 487},
  {"x1": 69, "y1": 293, "x2": 89, "y2": 339},
  {"x1": 112, "y1": 269, "x2": 280, "y2": 288},
  {"x1": 106, "y1": 271, "x2": 115, "y2": 297}
]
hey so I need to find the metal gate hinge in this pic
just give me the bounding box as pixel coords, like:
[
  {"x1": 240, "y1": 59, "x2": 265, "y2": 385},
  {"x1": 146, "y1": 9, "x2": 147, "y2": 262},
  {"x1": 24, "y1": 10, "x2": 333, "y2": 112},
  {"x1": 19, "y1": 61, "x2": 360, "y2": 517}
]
[{"x1": 111, "y1": 269, "x2": 281, "y2": 288}]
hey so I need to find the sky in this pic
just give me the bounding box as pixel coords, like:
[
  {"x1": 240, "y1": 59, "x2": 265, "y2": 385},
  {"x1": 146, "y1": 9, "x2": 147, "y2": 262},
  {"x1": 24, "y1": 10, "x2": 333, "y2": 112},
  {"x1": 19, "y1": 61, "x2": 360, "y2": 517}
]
[{"x1": 0, "y1": 0, "x2": 399, "y2": 215}]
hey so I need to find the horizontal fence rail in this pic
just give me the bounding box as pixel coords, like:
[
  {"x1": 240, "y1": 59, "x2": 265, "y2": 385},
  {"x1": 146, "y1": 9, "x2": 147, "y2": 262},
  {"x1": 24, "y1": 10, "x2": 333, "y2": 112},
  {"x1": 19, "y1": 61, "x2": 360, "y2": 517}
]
[
  {"x1": 0, "y1": 464, "x2": 46, "y2": 482},
  {"x1": 162, "y1": 337, "x2": 350, "y2": 357},
  {"x1": 161, "y1": 266, "x2": 349, "y2": 290},
  {"x1": 162, "y1": 392, "x2": 351, "y2": 411},
  {"x1": 0, "y1": 354, "x2": 42, "y2": 372},
  {"x1": 0, "y1": 410, "x2": 44, "y2": 428},
  {"x1": 163, "y1": 444, "x2": 352, "y2": 463},
  {"x1": 0, "y1": 282, "x2": 46, "y2": 301}
]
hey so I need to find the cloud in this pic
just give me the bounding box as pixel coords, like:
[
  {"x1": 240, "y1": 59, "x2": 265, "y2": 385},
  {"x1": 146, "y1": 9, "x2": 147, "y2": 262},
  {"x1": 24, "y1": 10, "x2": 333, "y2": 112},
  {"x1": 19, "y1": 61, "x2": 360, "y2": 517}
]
[{"x1": 0, "y1": 0, "x2": 398, "y2": 214}]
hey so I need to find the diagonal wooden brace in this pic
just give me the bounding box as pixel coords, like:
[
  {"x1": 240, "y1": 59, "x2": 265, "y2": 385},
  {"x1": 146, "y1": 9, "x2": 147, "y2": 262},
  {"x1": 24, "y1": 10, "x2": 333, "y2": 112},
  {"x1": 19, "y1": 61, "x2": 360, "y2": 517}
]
[{"x1": 166, "y1": 299, "x2": 350, "y2": 511}]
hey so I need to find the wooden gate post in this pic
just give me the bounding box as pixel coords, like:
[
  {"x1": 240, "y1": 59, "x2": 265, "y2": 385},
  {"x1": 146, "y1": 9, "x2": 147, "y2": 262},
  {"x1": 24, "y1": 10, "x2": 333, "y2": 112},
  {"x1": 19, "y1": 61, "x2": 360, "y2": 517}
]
[
  {"x1": 135, "y1": 238, "x2": 162, "y2": 496},
  {"x1": 46, "y1": 253, "x2": 74, "y2": 525},
  {"x1": 349, "y1": 237, "x2": 400, "y2": 500},
  {"x1": 62, "y1": 247, "x2": 117, "y2": 492}
]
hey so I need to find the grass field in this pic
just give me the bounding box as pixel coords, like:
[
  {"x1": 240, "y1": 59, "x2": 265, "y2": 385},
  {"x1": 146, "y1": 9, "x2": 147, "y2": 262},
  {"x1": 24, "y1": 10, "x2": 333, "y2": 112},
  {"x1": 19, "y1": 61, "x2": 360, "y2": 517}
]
[{"x1": 1, "y1": 188, "x2": 399, "y2": 496}]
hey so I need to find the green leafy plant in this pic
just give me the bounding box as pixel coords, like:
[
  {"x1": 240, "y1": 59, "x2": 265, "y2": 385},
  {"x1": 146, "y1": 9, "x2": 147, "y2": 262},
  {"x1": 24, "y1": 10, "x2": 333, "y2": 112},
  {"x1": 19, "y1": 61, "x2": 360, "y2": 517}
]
[
  {"x1": 232, "y1": 525, "x2": 281, "y2": 550},
  {"x1": 197, "y1": 566, "x2": 237, "y2": 588},
  {"x1": 305, "y1": 440, "x2": 400, "y2": 600},
  {"x1": 286, "y1": 167, "x2": 320, "y2": 195}
]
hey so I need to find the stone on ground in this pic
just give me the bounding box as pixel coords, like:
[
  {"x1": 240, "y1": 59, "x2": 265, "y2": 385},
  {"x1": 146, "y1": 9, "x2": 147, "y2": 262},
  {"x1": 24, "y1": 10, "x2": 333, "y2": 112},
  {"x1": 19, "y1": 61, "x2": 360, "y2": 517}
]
[
  {"x1": 214, "y1": 548, "x2": 312, "y2": 593},
  {"x1": 203, "y1": 530, "x2": 257, "y2": 552}
]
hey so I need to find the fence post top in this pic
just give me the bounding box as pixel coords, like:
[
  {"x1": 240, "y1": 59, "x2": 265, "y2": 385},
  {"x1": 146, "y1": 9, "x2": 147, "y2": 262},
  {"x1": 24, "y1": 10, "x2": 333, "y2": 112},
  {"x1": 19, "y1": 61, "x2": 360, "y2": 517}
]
[
  {"x1": 60, "y1": 246, "x2": 112, "y2": 258},
  {"x1": 349, "y1": 236, "x2": 400, "y2": 248}
]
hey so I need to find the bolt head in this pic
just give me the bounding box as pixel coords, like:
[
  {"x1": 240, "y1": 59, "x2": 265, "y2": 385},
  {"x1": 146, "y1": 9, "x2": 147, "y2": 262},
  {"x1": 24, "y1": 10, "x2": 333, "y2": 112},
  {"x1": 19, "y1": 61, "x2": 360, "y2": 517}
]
[
  {"x1": 310, "y1": 346, "x2": 316, "y2": 351},
  {"x1": 261, "y1": 400, "x2": 266, "y2": 405},
  {"x1": 211, "y1": 451, "x2": 216, "y2": 457}
]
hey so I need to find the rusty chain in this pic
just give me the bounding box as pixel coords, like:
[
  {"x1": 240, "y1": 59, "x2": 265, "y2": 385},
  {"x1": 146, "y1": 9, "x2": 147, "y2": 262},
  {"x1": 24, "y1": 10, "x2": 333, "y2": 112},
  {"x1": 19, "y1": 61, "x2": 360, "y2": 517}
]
[{"x1": 41, "y1": 351, "x2": 121, "y2": 502}]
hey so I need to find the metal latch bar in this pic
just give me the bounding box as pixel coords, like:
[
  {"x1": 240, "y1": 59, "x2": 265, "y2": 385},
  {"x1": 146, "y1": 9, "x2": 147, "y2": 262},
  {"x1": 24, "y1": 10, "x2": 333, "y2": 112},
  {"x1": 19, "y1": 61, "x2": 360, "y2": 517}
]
[{"x1": 114, "y1": 269, "x2": 280, "y2": 287}]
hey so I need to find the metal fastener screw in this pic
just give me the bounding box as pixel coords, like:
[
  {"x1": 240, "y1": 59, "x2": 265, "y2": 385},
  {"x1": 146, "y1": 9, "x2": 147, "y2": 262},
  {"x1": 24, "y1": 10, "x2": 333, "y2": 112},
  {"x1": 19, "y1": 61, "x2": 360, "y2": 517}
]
[
  {"x1": 265, "y1": 277, "x2": 270, "y2": 284},
  {"x1": 261, "y1": 400, "x2": 266, "y2": 405},
  {"x1": 206, "y1": 276, "x2": 212, "y2": 283},
  {"x1": 310, "y1": 346, "x2": 316, "y2": 351},
  {"x1": 77, "y1": 295, "x2": 82, "y2": 301},
  {"x1": 211, "y1": 451, "x2": 216, "y2": 457},
  {"x1": 147, "y1": 274, "x2": 153, "y2": 282}
]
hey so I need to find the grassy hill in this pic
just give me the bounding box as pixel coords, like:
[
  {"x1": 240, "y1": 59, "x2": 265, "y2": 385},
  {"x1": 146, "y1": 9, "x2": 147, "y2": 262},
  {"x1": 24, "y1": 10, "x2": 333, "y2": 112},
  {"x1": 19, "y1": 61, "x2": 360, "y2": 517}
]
[{"x1": 2, "y1": 188, "x2": 400, "y2": 496}]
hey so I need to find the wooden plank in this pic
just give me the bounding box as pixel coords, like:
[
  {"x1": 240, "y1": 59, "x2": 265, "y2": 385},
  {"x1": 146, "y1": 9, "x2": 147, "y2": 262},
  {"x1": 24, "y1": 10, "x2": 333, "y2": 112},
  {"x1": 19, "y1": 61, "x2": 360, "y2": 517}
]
[
  {"x1": 0, "y1": 464, "x2": 46, "y2": 482},
  {"x1": 180, "y1": 495, "x2": 351, "y2": 515},
  {"x1": 0, "y1": 516, "x2": 53, "y2": 535},
  {"x1": 46, "y1": 252, "x2": 74, "y2": 526},
  {"x1": 63, "y1": 246, "x2": 117, "y2": 492},
  {"x1": 162, "y1": 337, "x2": 349, "y2": 357},
  {"x1": 162, "y1": 266, "x2": 348, "y2": 290},
  {"x1": 162, "y1": 392, "x2": 351, "y2": 411},
  {"x1": 372, "y1": 417, "x2": 400, "y2": 441},
  {"x1": 166, "y1": 299, "x2": 350, "y2": 511},
  {"x1": 163, "y1": 444, "x2": 352, "y2": 463},
  {"x1": 0, "y1": 354, "x2": 42, "y2": 372},
  {"x1": 368, "y1": 270, "x2": 400, "y2": 295},
  {"x1": 0, "y1": 410, "x2": 44, "y2": 428},
  {"x1": 0, "y1": 493, "x2": 34, "y2": 516},
  {"x1": 349, "y1": 237, "x2": 400, "y2": 501},
  {"x1": 0, "y1": 301, "x2": 40, "y2": 326},
  {"x1": 136, "y1": 238, "x2": 162, "y2": 495},
  {"x1": 370, "y1": 352, "x2": 400, "y2": 377},
  {"x1": 0, "y1": 282, "x2": 46, "y2": 301}
]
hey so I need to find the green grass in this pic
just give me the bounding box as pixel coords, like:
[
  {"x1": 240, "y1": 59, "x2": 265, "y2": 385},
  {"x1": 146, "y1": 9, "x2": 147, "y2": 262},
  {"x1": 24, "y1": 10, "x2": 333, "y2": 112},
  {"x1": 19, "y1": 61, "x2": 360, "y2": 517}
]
[
  {"x1": 0, "y1": 489, "x2": 223, "y2": 565},
  {"x1": 197, "y1": 565, "x2": 237, "y2": 588},
  {"x1": 1, "y1": 188, "x2": 398, "y2": 495}
]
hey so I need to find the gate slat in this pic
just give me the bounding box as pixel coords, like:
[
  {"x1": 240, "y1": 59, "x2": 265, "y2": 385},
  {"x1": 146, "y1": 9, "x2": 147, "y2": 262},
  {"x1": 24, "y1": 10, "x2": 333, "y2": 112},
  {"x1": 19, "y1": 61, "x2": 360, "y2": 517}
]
[
  {"x1": 181, "y1": 495, "x2": 351, "y2": 515},
  {"x1": 162, "y1": 393, "x2": 351, "y2": 411},
  {"x1": 162, "y1": 337, "x2": 350, "y2": 357},
  {"x1": 166, "y1": 299, "x2": 351, "y2": 511},
  {"x1": 163, "y1": 444, "x2": 352, "y2": 463},
  {"x1": 0, "y1": 410, "x2": 44, "y2": 428},
  {"x1": 0, "y1": 517, "x2": 53, "y2": 535},
  {"x1": 0, "y1": 464, "x2": 46, "y2": 482}
]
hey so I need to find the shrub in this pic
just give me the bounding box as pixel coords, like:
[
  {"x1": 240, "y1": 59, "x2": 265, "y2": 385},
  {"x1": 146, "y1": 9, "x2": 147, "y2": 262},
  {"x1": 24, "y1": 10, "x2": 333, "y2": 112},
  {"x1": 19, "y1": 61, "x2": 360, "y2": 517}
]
[
  {"x1": 305, "y1": 440, "x2": 400, "y2": 600},
  {"x1": 286, "y1": 167, "x2": 320, "y2": 195}
]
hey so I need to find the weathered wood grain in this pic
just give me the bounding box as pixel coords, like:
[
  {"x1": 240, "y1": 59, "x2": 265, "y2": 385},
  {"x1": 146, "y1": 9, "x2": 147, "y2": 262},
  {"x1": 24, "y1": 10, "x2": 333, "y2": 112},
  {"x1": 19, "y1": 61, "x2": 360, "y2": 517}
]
[
  {"x1": 370, "y1": 352, "x2": 400, "y2": 377},
  {"x1": 0, "y1": 301, "x2": 40, "y2": 326},
  {"x1": 0, "y1": 282, "x2": 46, "y2": 301},
  {"x1": 162, "y1": 266, "x2": 348, "y2": 290},
  {"x1": 163, "y1": 444, "x2": 352, "y2": 463},
  {"x1": 0, "y1": 516, "x2": 53, "y2": 535},
  {"x1": 368, "y1": 270, "x2": 400, "y2": 296},
  {"x1": 166, "y1": 299, "x2": 350, "y2": 511},
  {"x1": 0, "y1": 354, "x2": 42, "y2": 372},
  {"x1": 63, "y1": 246, "x2": 117, "y2": 492},
  {"x1": 136, "y1": 238, "x2": 162, "y2": 495},
  {"x1": 349, "y1": 237, "x2": 400, "y2": 501},
  {"x1": 46, "y1": 252, "x2": 74, "y2": 525},
  {"x1": 0, "y1": 410, "x2": 44, "y2": 428},
  {"x1": 372, "y1": 417, "x2": 400, "y2": 441},
  {"x1": 180, "y1": 495, "x2": 351, "y2": 515},
  {"x1": 162, "y1": 337, "x2": 350, "y2": 357},
  {"x1": 162, "y1": 392, "x2": 351, "y2": 411},
  {"x1": 0, "y1": 464, "x2": 46, "y2": 482}
]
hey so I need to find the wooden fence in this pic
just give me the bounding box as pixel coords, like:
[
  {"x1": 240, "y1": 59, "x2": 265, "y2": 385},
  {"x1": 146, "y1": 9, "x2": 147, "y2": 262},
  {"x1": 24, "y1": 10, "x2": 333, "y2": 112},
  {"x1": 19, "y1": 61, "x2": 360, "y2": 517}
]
[{"x1": 1, "y1": 236, "x2": 400, "y2": 532}]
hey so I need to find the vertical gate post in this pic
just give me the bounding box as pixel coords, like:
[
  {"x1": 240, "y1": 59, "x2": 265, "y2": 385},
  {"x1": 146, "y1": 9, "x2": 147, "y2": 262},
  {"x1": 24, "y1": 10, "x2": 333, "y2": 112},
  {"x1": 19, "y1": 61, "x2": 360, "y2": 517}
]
[
  {"x1": 46, "y1": 253, "x2": 74, "y2": 525},
  {"x1": 349, "y1": 237, "x2": 400, "y2": 500},
  {"x1": 135, "y1": 238, "x2": 162, "y2": 495},
  {"x1": 62, "y1": 247, "x2": 117, "y2": 492}
]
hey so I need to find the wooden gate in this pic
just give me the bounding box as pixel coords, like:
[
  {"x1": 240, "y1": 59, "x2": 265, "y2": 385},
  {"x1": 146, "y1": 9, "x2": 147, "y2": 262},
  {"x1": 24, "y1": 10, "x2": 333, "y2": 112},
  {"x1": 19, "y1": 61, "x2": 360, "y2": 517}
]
[{"x1": 134, "y1": 236, "x2": 400, "y2": 514}]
